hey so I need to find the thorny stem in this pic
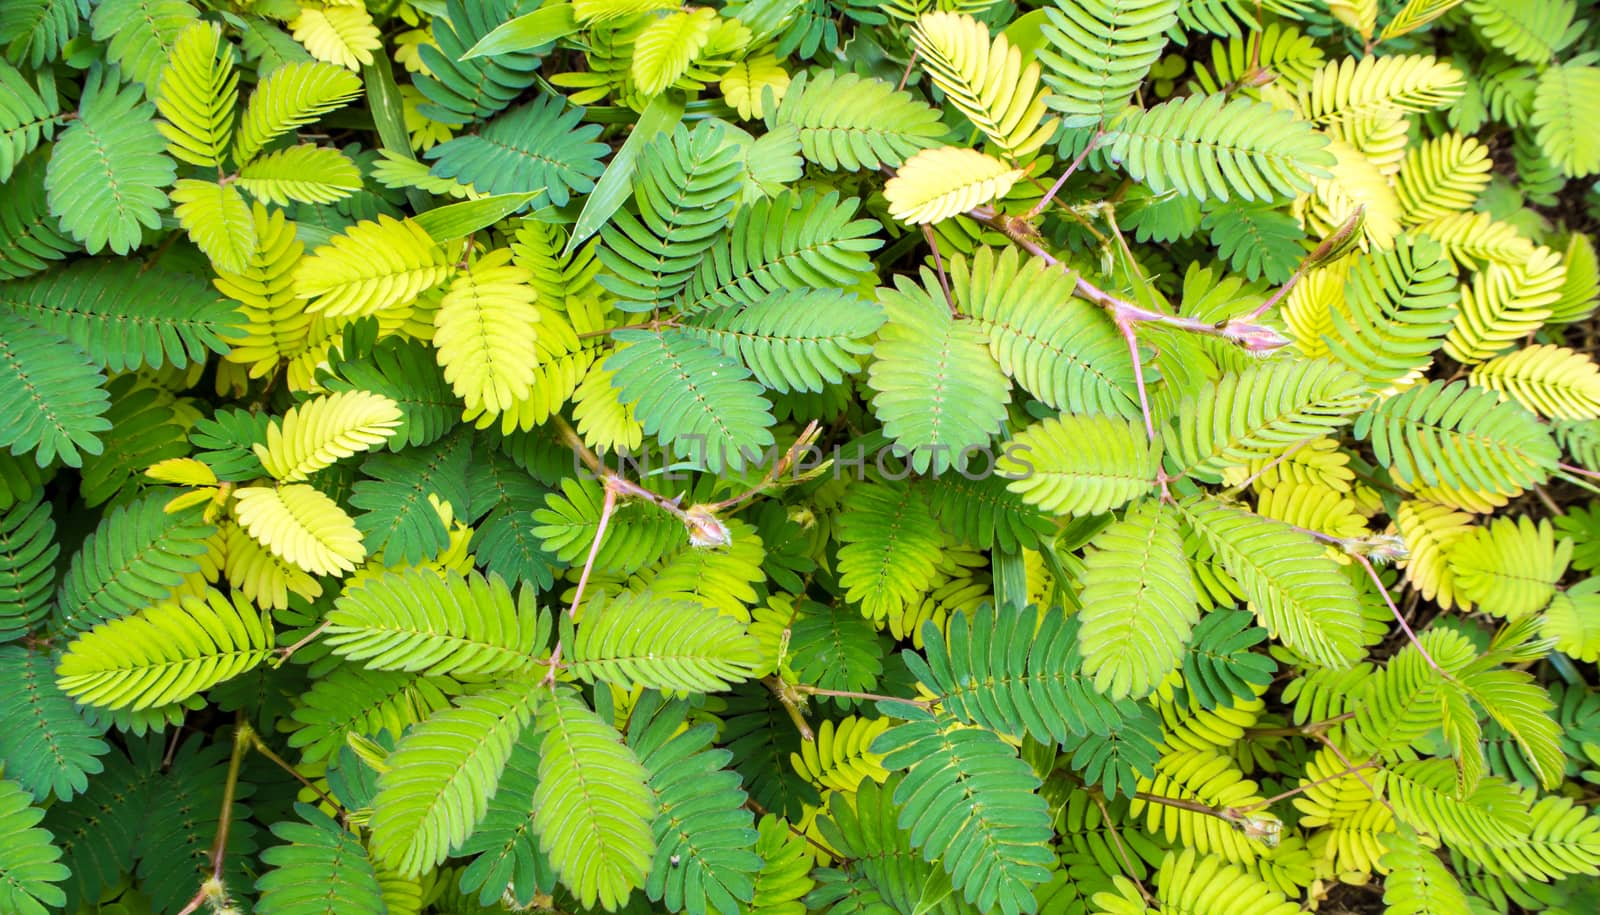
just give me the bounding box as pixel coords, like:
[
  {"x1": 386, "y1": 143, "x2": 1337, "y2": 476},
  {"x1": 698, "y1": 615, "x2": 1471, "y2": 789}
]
[
  {"x1": 1243, "y1": 711, "x2": 1356, "y2": 738},
  {"x1": 709, "y1": 420, "x2": 823, "y2": 513},
  {"x1": 1026, "y1": 132, "x2": 1101, "y2": 219},
  {"x1": 967, "y1": 205, "x2": 1289, "y2": 353},
  {"x1": 789, "y1": 683, "x2": 934, "y2": 709},
  {"x1": 566, "y1": 480, "x2": 618, "y2": 621},
  {"x1": 1559, "y1": 461, "x2": 1600, "y2": 481},
  {"x1": 1244, "y1": 207, "x2": 1366, "y2": 322},
  {"x1": 1133, "y1": 790, "x2": 1245, "y2": 823},
  {"x1": 762, "y1": 675, "x2": 815, "y2": 741},
  {"x1": 746, "y1": 797, "x2": 839, "y2": 860},
  {"x1": 1090, "y1": 791, "x2": 1155, "y2": 905},
  {"x1": 247, "y1": 732, "x2": 346, "y2": 820},
  {"x1": 542, "y1": 639, "x2": 565, "y2": 688},
  {"x1": 1232, "y1": 759, "x2": 1379, "y2": 815},
  {"x1": 1223, "y1": 437, "x2": 1316, "y2": 496},
  {"x1": 1284, "y1": 521, "x2": 1441, "y2": 672},
  {"x1": 275, "y1": 620, "x2": 332, "y2": 666},
  {"x1": 1118, "y1": 318, "x2": 1156, "y2": 441},
  {"x1": 575, "y1": 319, "x2": 673, "y2": 340},
  {"x1": 895, "y1": 48, "x2": 919, "y2": 92},
  {"x1": 921, "y1": 224, "x2": 958, "y2": 315},
  {"x1": 1352, "y1": 549, "x2": 1439, "y2": 671},
  {"x1": 1316, "y1": 732, "x2": 1395, "y2": 814}
]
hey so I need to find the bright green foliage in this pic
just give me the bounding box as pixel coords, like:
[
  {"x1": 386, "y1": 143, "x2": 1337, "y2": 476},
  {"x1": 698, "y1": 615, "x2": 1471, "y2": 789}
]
[
  {"x1": 771, "y1": 69, "x2": 945, "y2": 170},
  {"x1": 0, "y1": 493, "x2": 54, "y2": 639},
  {"x1": 1105, "y1": 93, "x2": 1333, "y2": 202},
  {"x1": 681, "y1": 290, "x2": 882, "y2": 394},
  {"x1": 628, "y1": 693, "x2": 762, "y2": 915},
  {"x1": 0, "y1": 647, "x2": 106, "y2": 801},
  {"x1": 1040, "y1": 0, "x2": 1179, "y2": 129},
  {"x1": 869, "y1": 267, "x2": 1010, "y2": 474},
  {"x1": 674, "y1": 189, "x2": 881, "y2": 313},
  {"x1": 53, "y1": 494, "x2": 212, "y2": 633},
  {"x1": 599, "y1": 121, "x2": 743, "y2": 311},
  {"x1": 0, "y1": 259, "x2": 241, "y2": 372},
  {"x1": 45, "y1": 65, "x2": 173, "y2": 256},
  {"x1": 1001, "y1": 413, "x2": 1159, "y2": 514},
  {"x1": 1356, "y1": 379, "x2": 1561, "y2": 493},
  {"x1": 0, "y1": 310, "x2": 111, "y2": 467},
  {"x1": 906, "y1": 603, "x2": 1124, "y2": 742},
  {"x1": 233, "y1": 61, "x2": 361, "y2": 166},
  {"x1": 6, "y1": 4, "x2": 1600, "y2": 915},
  {"x1": 426, "y1": 96, "x2": 608, "y2": 206},
  {"x1": 951, "y1": 245, "x2": 1138, "y2": 417},
  {"x1": 568, "y1": 590, "x2": 762, "y2": 691},
  {"x1": 533, "y1": 688, "x2": 655, "y2": 912},
  {"x1": 1322, "y1": 233, "x2": 1461, "y2": 388},
  {"x1": 0, "y1": 60, "x2": 61, "y2": 182},
  {"x1": 874, "y1": 708, "x2": 1055, "y2": 915},
  {"x1": 1078, "y1": 499, "x2": 1198, "y2": 699},
  {"x1": 606, "y1": 327, "x2": 776, "y2": 473},
  {"x1": 90, "y1": 0, "x2": 196, "y2": 92},
  {"x1": 370, "y1": 678, "x2": 543, "y2": 876},
  {"x1": 56, "y1": 587, "x2": 273, "y2": 711},
  {"x1": 0, "y1": 777, "x2": 67, "y2": 915},
  {"x1": 1164, "y1": 358, "x2": 1368, "y2": 479},
  {"x1": 1178, "y1": 497, "x2": 1366, "y2": 668},
  {"x1": 322, "y1": 569, "x2": 549, "y2": 677},
  {"x1": 255, "y1": 805, "x2": 385, "y2": 915},
  {"x1": 415, "y1": 0, "x2": 546, "y2": 124},
  {"x1": 155, "y1": 22, "x2": 237, "y2": 170}
]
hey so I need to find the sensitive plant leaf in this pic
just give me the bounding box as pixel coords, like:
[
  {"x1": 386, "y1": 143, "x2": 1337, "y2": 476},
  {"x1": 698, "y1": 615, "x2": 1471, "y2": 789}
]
[
  {"x1": 234, "y1": 60, "x2": 363, "y2": 165},
  {"x1": 868, "y1": 268, "x2": 1011, "y2": 475},
  {"x1": 237, "y1": 145, "x2": 362, "y2": 206},
  {"x1": 0, "y1": 311, "x2": 111, "y2": 469},
  {"x1": 322, "y1": 568, "x2": 550, "y2": 676},
  {"x1": 1105, "y1": 93, "x2": 1334, "y2": 202},
  {"x1": 56, "y1": 588, "x2": 274, "y2": 711},
  {"x1": 255, "y1": 804, "x2": 386, "y2": 915},
  {"x1": 0, "y1": 258, "x2": 241, "y2": 372},
  {"x1": 533, "y1": 689, "x2": 655, "y2": 911},
  {"x1": 432, "y1": 249, "x2": 541, "y2": 416},
  {"x1": 45, "y1": 65, "x2": 175, "y2": 255},
  {"x1": 370, "y1": 679, "x2": 544, "y2": 876},
  {"x1": 254, "y1": 390, "x2": 404, "y2": 483},
  {"x1": 155, "y1": 21, "x2": 237, "y2": 169},
  {"x1": 568, "y1": 590, "x2": 763, "y2": 692},
  {"x1": 999, "y1": 413, "x2": 1159, "y2": 516},
  {"x1": 873, "y1": 709, "x2": 1055, "y2": 915},
  {"x1": 1177, "y1": 497, "x2": 1366, "y2": 669},
  {"x1": 233, "y1": 483, "x2": 367, "y2": 577},
  {"x1": 170, "y1": 178, "x2": 256, "y2": 273},
  {"x1": 1078, "y1": 499, "x2": 1199, "y2": 700},
  {"x1": 605, "y1": 328, "x2": 776, "y2": 474},
  {"x1": 0, "y1": 777, "x2": 67, "y2": 915},
  {"x1": 292, "y1": 214, "x2": 451, "y2": 318},
  {"x1": 0, "y1": 646, "x2": 108, "y2": 801},
  {"x1": 884, "y1": 146, "x2": 1025, "y2": 224}
]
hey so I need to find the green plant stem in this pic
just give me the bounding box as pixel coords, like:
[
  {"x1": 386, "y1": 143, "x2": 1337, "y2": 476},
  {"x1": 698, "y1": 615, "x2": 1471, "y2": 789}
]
[
  {"x1": 246, "y1": 731, "x2": 346, "y2": 820},
  {"x1": 789, "y1": 682, "x2": 934, "y2": 710},
  {"x1": 175, "y1": 718, "x2": 252, "y2": 915}
]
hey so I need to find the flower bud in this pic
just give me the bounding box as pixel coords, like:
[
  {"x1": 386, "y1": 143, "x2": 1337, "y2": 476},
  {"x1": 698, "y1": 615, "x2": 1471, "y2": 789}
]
[{"x1": 683, "y1": 505, "x2": 733, "y2": 548}]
